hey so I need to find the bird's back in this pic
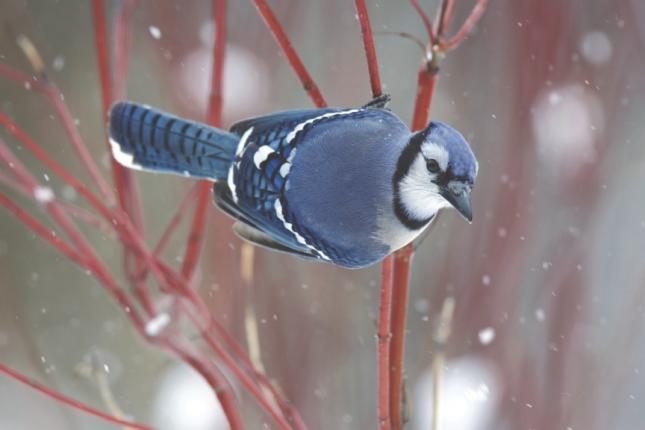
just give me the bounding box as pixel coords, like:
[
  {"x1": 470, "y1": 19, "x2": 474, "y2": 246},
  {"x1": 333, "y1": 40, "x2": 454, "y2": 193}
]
[{"x1": 286, "y1": 109, "x2": 410, "y2": 266}]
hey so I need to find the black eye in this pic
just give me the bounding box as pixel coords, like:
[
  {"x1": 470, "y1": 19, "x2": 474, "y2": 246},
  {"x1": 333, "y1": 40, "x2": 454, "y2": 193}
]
[{"x1": 426, "y1": 159, "x2": 440, "y2": 173}]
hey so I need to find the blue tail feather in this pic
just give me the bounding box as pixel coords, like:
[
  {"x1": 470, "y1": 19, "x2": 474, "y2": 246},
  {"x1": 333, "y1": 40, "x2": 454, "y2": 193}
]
[{"x1": 108, "y1": 102, "x2": 238, "y2": 180}]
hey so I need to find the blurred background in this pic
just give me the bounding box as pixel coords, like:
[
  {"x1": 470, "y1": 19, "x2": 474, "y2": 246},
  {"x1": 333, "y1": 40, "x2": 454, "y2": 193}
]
[{"x1": 1, "y1": 1, "x2": 645, "y2": 429}]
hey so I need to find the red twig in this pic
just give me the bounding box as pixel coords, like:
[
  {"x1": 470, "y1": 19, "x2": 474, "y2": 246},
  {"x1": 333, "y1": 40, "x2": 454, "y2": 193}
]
[
  {"x1": 91, "y1": 0, "x2": 131, "y2": 198},
  {"x1": 176, "y1": 2, "x2": 248, "y2": 427},
  {"x1": 154, "y1": 184, "x2": 200, "y2": 258},
  {"x1": 2, "y1": 26, "x2": 294, "y2": 430},
  {"x1": 389, "y1": 247, "x2": 414, "y2": 430},
  {"x1": 187, "y1": 312, "x2": 295, "y2": 430},
  {"x1": 386, "y1": 2, "x2": 489, "y2": 428},
  {"x1": 181, "y1": 0, "x2": 228, "y2": 283},
  {"x1": 0, "y1": 64, "x2": 115, "y2": 205},
  {"x1": 378, "y1": 257, "x2": 394, "y2": 430},
  {"x1": 409, "y1": 0, "x2": 436, "y2": 45},
  {"x1": 434, "y1": 0, "x2": 455, "y2": 40},
  {"x1": 251, "y1": 0, "x2": 327, "y2": 108},
  {"x1": 110, "y1": 0, "x2": 150, "y2": 301},
  {"x1": 0, "y1": 192, "x2": 85, "y2": 267},
  {"x1": 441, "y1": 0, "x2": 489, "y2": 51},
  {"x1": 180, "y1": 184, "x2": 211, "y2": 282},
  {"x1": 0, "y1": 114, "x2": 258, "y2": 429},
  {"x1": 411, "y1": 67, "x2": 439, "y2": 131},
  {"x1": 0, "y1": 362, "x2": 152, "y2": 430},
  {"x1": 354, "y1": 0, "x2": 382, "y2": 97},
  {"x1": 207, "y1": 0, "x2": 227, "y2": 127}
]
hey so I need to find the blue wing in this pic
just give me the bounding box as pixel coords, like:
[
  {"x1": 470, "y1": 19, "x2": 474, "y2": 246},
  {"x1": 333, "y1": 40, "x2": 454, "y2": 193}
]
[
  {"x1": 219, "y1": 108, "x2": 351, "y2": 261},
  {"x1": 229, "y1": 108, "x2": 338, "y2": 137}
]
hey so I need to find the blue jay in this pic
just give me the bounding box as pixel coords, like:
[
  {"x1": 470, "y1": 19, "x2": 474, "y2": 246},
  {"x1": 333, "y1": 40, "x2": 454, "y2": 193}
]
[{"x1": 108, "y1": 98, "x2": 478, "y2": 269}]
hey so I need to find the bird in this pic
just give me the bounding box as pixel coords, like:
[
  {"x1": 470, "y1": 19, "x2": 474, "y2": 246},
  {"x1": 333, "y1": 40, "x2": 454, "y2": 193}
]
[{"x1": 108, "y1": 96, "x2": 478, "y2": 269}]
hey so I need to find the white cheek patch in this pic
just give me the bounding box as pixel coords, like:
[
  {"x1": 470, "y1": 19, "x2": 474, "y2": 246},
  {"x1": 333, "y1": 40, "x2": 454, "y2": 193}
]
[
  {"x1": 420, "y1": 142, "x2": 449, "y2": 171},
  {"x1": 109, "y1": 137, "x2": 143, "y2": 171},
  {"x1": 398, "y1": 155, "x2": 449, "y2": 220}
]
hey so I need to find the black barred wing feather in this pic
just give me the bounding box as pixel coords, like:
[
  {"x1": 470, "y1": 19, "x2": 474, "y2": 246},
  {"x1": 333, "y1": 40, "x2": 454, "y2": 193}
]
[{"x1": 216, "y1": 108, "x2": 343, "y2": 260}]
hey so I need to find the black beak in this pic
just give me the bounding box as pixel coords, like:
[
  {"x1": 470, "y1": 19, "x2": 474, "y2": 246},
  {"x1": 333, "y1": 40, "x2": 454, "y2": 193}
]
[{"x1": 441, "y1": 184, "x2": 473, "y2": 222}]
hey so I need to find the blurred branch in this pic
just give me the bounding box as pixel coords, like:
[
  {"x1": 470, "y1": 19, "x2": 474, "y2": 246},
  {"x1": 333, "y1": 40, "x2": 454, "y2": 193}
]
[
  {"x1": 0, "y1": 362, "x2": 152, "y2": 430},
  {"x1": 1, "y1": 4, "x2": 303, "y2": 426},
  {"x1": 431, "y1": 297, "x2": 455, "y2": 430},
  {"x1": 440, "y1": 0, "x2": 489, "y2": 51},
  {"x1": 181, "y1": 0, "x2": 228, "y2": 284},
  {"x1": 0, "y1": 63, "x2": 115, "y2": 205},
  {"x1": 355, "y1": 0, "x2": 382, "y2": 97},
  {"x1": 387, "y1": 1, "x2": 489, "y2": 428},
  {"x1": 251, "y1": 0, "x2": 327, "y2": 108}
]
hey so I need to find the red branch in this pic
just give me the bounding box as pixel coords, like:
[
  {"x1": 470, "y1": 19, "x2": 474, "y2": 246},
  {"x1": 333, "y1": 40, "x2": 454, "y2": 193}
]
[
  {"x1": 91, "y1": 0, "x2": 131, "y2": 201},
  {"x1": 377, "y1": 257, "x2": 394, "y2": 430},
  {"x1": 387, "y1": 1, "x2": 489, "y2": 428},
  {"x1": 181, "y1": 0, "x2": 228, "y2": 284},
  {"x1": 2, "y1": 38, "x2": 296, "y2": 430},
  {"x1": 388, "y1": 247, "x2": 414, "y2": 429},
  {"x1": 153, "y1": 184, "x2": 200, "y2": 258},
  {"x1": 354, "y1": 0, "x2": 382, "y2": 97},
  {"x1": 0, "y1": 64, "x2": 114, "y2": 205},
  {"x1": 3, "y1": 54, "x2": 295, "y2": 430},
  {"x1": 409, "y1": 0, "x2": 436, "y2": 45},
  {"x1": 0, "y1": 362, "x2": 152, "y2": 430},
  {"x1": 0, "y1": 191, "x2": 85, "y2": 267},
  {"x1": 441, "y1": 0, "x2": 489, "y2": 51},
  {"x1": 251, "y1": 0, "x2": 327, "y2": 108}
]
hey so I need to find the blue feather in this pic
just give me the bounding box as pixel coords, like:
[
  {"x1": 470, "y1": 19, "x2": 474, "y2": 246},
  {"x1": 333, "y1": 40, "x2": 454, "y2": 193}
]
[{"x1": 108, "y1": 102, "x2": 238, "y2": 180}]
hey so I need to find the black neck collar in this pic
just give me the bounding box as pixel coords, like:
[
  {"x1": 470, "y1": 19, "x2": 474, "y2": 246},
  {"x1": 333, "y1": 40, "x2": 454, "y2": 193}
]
[{"x1": 392, "y1": 131, "x2": 435, "y2": 230}]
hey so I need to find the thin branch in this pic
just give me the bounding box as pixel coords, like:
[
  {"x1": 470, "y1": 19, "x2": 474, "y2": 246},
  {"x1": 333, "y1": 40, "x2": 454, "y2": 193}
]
[
  {"x1": 441, "y1": 0, "x2": 489, "y2": 51},
  {"x1": 386, "y1": 1, "x2": 490, "y2": 427},
  {"x1": 154, "y1": 184, "x2": 200, "y2": 258},
  {"x1": 389, "y1": 247, "x2": 413, "y2": 430},
  {"x1": 185, "y1": 311, "x2": 295, "y2": 430},
  {"x1": 0, "y1": 191, "x2": 85, "y2": 267},
  {"x1": 431, "y1": 297, "x2": 455, "y2": 430},
  {"x1": 91, "y1": 0, "x2": 130, "y2": 193},
  {"x1": 0, "y1": 362, "x2": 152, "y2": 430},
  {"x1": 181, "y1": 0, "x2": 228, "y2": 283},
  {"x1": 354, "y1": 0, "x2": 382, "y2": 97},
  {"x1": 409, "y1": 0, "x2": 436, "y2": 45},
  {"x1": 434, "y1": 0, "x2": 454, "y2": 40},
  {"x1": 0, "y1": 63, "x2": 115, "y2": 204},
  {"x1": 180, "y1": 184, "x2": 211, "y2": 282},
  {"x1": 411, "y1": 68, "x2": 439, "y2": 131},
  {"x1": 1, "y1": 83, "x2": 290, "y2": 430},
  {"x1": 109, "y1": 0, "x2": 150, "y2": 306},
  {"x1": 251, "y1": 0, "x2": 327, "y2": 108},
  {"x1": 378, "y1": 257, "x2": 394, "y2": 430}
]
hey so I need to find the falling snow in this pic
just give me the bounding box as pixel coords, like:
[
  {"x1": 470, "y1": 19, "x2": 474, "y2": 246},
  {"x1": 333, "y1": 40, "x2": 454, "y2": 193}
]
[
  {"x1": 478, "y1": 327, "x2": 495, "y2": 345},
  {"x1": 580, "y1": 31, "x2": 612, "y2": 65},
  {"x1": 52, "y1": 55, "x2": 65, "y2": 71},
  {"x1": 145, "y1": 313, "x2": 171, "y2": 336},
  {"x1": 149, "y1": 25, "x2": 162, "y2": 39},
  {"x1": 535, "y1": 308, "x2": 546, "y2": 321},
  {"x1": 33, "y1": 186, "x2": 54, "y2": 203}
]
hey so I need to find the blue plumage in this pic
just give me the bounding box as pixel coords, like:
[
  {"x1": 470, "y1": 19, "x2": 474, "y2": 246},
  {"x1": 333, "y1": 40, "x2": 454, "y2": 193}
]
[
  {"x1": 108, "y1": 100, "x2": 478, "y2": 269},
  {"x1": 109, "y1": 102, "x2": 238, "y2": 179}
]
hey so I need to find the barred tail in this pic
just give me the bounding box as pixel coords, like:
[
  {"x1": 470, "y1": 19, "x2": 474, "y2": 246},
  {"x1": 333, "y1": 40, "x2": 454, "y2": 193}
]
[{"x1": 108, "y1": 102, "x2": 238, "y2": 180}]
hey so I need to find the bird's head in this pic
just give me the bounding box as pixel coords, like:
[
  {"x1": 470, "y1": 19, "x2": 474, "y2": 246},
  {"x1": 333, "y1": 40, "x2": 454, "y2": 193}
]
[{"x1": 394, "y1": 121, "x2": 478, "y2": 228}]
